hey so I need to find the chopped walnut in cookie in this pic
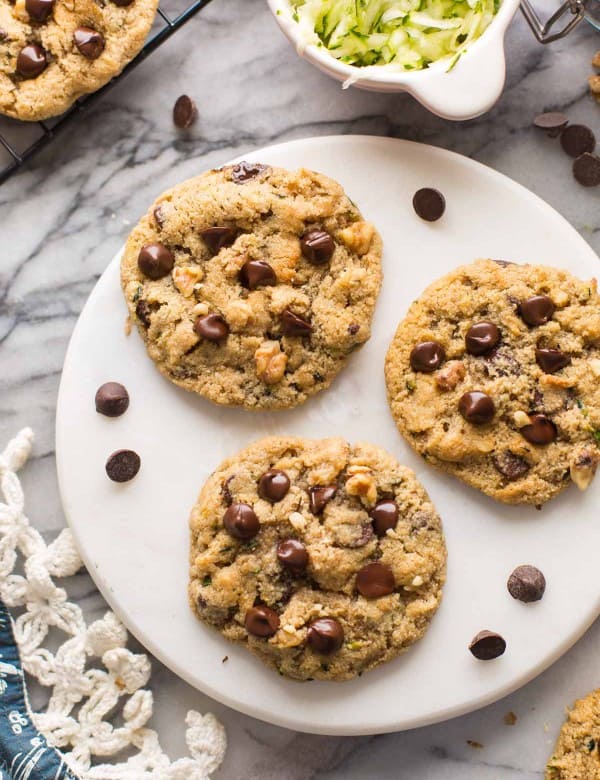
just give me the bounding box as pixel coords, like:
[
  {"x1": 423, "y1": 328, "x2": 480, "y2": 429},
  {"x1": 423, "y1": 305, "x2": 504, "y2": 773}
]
[
  {"x1": 255, "y1": 340, "x2": 288, "y2": 384},
  {"x1": 338, "y1": 222, "x2": 375, "y2": 255},
  {"x1": 436, "y1": 360, "x2": 466, "y2": 391},
  {"x1": 173, "y1": 266, "x2": 203, "y2": 297},
  {"x1": 345, "y1": 465, "x2": 378, "y2": 506},
  {"x1": 570, "y1": 448, "x2": 600, "y2": 491}
]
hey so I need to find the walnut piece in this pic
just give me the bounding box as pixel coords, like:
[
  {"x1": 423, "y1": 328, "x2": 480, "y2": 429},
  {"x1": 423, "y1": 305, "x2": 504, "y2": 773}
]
[
  {"x1": 589, "y1": 75, "x2": 600, "y2": 100},
  {"x1": 345, "y1": 465, "x2": 377, "y2": 506},
  {"x1": 570, "y1": 448, "x2": 600, "y2": 491},
  {"x1": 255, "y1": 340, "x2": 288, "y2": 384},
  {"x1": 436, "y1": 360, "x2": 466, "y2": 391},
  {"x1": 513, "y1": 411, "x2": 531, "y2": 428},
  {"x1": 338, "y1": 222, "x2": 375, "y2": 255},
  {"x1": 172, "y1": 266, "x2": 203, "y2": 297}
]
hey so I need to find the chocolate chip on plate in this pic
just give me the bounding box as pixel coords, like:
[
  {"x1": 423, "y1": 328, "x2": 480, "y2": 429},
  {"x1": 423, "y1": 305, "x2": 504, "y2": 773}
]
[
  {"x1": 276, "y1": 539, "x2": 309, "y2": 572},
  {"x1": 492, "y1": 451, "x2": 530, "y2": 481},
  {"x1": 469, "y1": 630, "x2": 506, "y2": 660},
  {"x1": 105, "y1": 449, "x2": 140, "y2": 482},
  {"x1": 517, "y1": 295, "x2": 555, "y2": 326},
  {"x1": 16, "y1": 44, "x2": 47, "y2": 78},
  {"x1": 25, "y1": 0, "x2": 55, "y2": 22},
  {"x1": 573, "y1": 153, "x2": 600, "y2": 187},
  {"x1": 194, "y1": 313, "x2": 229, "y2": 343},
  {"x1": 239, "y1": 259, "x2": 276, "y2": 290},
  {"x1": 307, "y1": 618, "x2": 344, "y2": 654},
  {"x1": 412, "y1": 188, "x2": 446, "y2": 222},
  {"x1": 459, "y1": 391, "x2": 495, "y2": 425},
  {"x1": 223, "y1": 502, "x2": 259, "y2": 540},
  {"x1": 308, "y1": 485, "x2": 336, "y2": 515},
  {"x1": 280, "y1": 309, "x2": 313, "y2": 337},
  {"x1": 73, "y1": 27, "x2": 105, "y2": 60},
  {"x1": 370, "y1": 499, "x2": 398, "y2": 537},
  {"x1": 173, "y1": 94, "x2": 197, "y2": 129},
  {"x1": 356, "y1": 562, "x2": 395, "y2": 599},
  {"x1": 200, "y1": 226, "x2": 237, "y2": 255},
  {"x1": 300, "y1": 230, "x2": 335, "y2": 265},
  {"x1": 245, "y1": 606, "x2": 279, "y2": 638},
  {"x1": 231, "y1": 161, "x2": 268, "y2": 183},
  {"x1": 535, "y1": 348, "x2": 570, "y2": 374},
  {"x1": 95, "y1": 382, "x2": 129, "y2": 417},
  {"x1": 258, "y1": 469, "x2": 290, "y2": 503},
  {"x1": 465, "y1": 322, "x2": 501, "y2": 356},
  {"x1": 560, "y1": 124, "x2": 596, "y2": 158},
  {"x1": 507, "y1": 564, "x2": 546, "y2": 603},
  {"x1": 520, "y1": 414, "x2": 557, "y2": 445},
  {"x1": 137, "y1": 243, "x2": 174, "y2": 279},
  {"x1": 410, "y1": 341, "x2": 446, "y2": 373},
  {"x1": 533, "y1": 111, "x2": 568, "y2": 137}
]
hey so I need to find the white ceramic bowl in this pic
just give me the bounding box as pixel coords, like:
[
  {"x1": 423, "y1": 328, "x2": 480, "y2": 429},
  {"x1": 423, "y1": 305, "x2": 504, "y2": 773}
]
[{"x1": 267, "y1": 0, "x2": 520, "y2": 120}]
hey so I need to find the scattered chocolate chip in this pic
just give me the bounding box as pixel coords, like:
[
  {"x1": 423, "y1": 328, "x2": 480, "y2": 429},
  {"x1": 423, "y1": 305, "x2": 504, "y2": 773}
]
[
  {"x1": 518, "y1": 295, "x2": 555, "y2": 327},
  {"x1": 135, "y1": 299, "x2": 151, "y2": 328},
  {"x1": 173, "y1": 94, "x2": 197, "y2": 129},
  {"x1": 307, "y1": 618, "x2": 344, "y2": 654},
  {"x1": 137, "y1": 243, "x2": 174, "y2": 279},
  {"x1": 520, "y1": 414, "x2": 557, "y2": 445},
  {"x1": 507, "y1": 564, "x2": 546, "y2": 603},
  {"x1": 535, "y1": 348, "x2": 570, "y2": 374},
  {"x1": 533, "y1": 112, "x2": 568, "y2": 137},
  {"x1": 300, "y1": 230, "x2": 335, "y2": 265},
  {"x1": 356, "y1": 562, "x2": 395, "y2": 598},
  {"x1": 465, "y1": 321, "x2": 501, "y2": 356},
  {"x1": 469, "y1": 630, "x2": 506, "y2": 661},
  {"x1": 412, "y1": 188, "x2": 446, "y2": 222},
  {"x1": 280, "y1": 309, "x2": 313, "y2": 337},
  {"x1": 309, "y1": 485, "x2": 336, "y2": 515},
  {"x1": 231, "y1": 161, "x2": 268, "y2": 183},
  {"x1": 110, "y1": 0, "x2": 134, "y2": 5},
  {"x1": 73, "y1": 27, "x2": 105, "y2": 60},
  {"x1": 223, "y1": 502, "x2": 259, "y2": 540},
  {"x1": 410, "y1": 341, "x2": 446, "y2": 373},
  {"x1": 492, "y1": 451, "x2": 530, "y2": 481},
  {"x1": 95, "y1": 382, "x2": 129, "y2": 417},
  {"x1": 245, "y1": 605, "x2": 279, "y2": 637},
  {"x1": 25, "y1": 0, "x2": 54, "y2": 21},
  {"x1": 239, "y1": 259, "x2": 276, "y2": 290},
  {"x1": 105, "y1": 449, "x2": 140, "y2": 482},
  {"x1": 573, "y1": 153, "x2": 600, "y2": 187},
  {"x1": 16, "y1": 43, "x2": 47, "y2": 78},
  {"x1": 561, "y1": 124, "x2": 596, "y2": 158},
  {"x1": 194, "y1": 313, "x2": 229, "y2": 343},
  {"x1": 370, "y1": 499, "x2": 398, "y2": 537},
  {"x1": 200, "y1": 226, "x2": 237, "y2": 255},
  {"x1": 344, "y1": 523, "x2": 374, "y2": 548},
  {"x1": 258, "y1": 469, "x2": 290, "y2": 503},
  {"x1": 153, "y1": 204, "x2": 165, "y2": 228},
  {"x1": 348, "y1": 323, "x2": 360, "y2": 335},
  {"x1": 276, "y1": 539, "x2": 308, "y2": 572},
  {"x1": 459, "y1": 391, "x2": 495, "y2": 425},
  {"x1": 221, "y1": 475, "x2": 235, "y2": 506}
]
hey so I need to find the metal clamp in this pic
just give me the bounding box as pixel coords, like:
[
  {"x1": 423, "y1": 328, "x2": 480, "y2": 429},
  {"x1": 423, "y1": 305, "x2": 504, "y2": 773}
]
[{"x1": 520, "y1": 0, "x2": 587, "y2": 43}]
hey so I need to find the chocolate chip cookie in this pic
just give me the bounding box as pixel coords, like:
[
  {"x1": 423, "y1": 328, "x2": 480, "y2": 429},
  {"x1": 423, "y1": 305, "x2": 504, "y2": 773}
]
[
  {"x1": 547, "y1": 688, "x2": 600, "y2": 779},
  {"x1": 385, "y1": 259, "x2": 600, "y2": 505},
  {"x1": 0, "y1": 0, "x2": 158, "y2": 121},
  {"x1": 121, "y1": 164, "x2": 383, "y2": 410},
  {"x1": 188, "y1": 436, "x2": 446, "y2": 681}
]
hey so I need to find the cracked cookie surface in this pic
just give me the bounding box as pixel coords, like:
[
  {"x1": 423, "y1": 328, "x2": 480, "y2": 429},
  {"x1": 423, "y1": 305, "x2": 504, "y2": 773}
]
[
  {"x1": 385, "y1": 259, "x2": 600, "y2": 505},
  {"x1": 121, "y1": 164, "x2": 383, "y2": 410},
  {"x1": 188, "y1": 435, "x2": 446, "y2": 681},
  {"x1": 547, "y1": 688, "x2": 600, "y2": 779}
]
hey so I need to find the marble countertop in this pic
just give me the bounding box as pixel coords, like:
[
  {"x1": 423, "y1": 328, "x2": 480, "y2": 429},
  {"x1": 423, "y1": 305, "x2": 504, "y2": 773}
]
[{"x1": 1, "y1": 0, "x2": 600, "y2": 776}]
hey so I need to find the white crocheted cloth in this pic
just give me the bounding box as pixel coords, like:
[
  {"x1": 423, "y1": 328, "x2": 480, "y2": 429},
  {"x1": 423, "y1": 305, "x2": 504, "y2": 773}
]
[{"x1": 0, "y1": 427, "x2": 227, "y2": 779}]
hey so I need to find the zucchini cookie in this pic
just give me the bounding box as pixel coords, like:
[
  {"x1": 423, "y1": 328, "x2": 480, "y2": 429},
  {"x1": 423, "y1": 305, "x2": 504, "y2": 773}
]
[
  {"x1": 121, "y1": 164, "x2": 383, "y2": 410},
  {"x1": 546, "y1": 688, "x2": 600, "y2": 779},
  {"x1": 188, "y1": 436, "x2": 446, "y2": 681},
  {"x1": 0, "y1": 0, "x2": 158, "y2": 121},
  {"x1": 385, "y1": 259, "x2": 600, "y2": 505}
]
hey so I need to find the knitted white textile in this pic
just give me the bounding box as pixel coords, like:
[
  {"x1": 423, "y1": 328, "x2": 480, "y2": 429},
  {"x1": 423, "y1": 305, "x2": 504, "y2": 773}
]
[{"x1": 0, "y1": 427, "x2": 227, "y2": 779}]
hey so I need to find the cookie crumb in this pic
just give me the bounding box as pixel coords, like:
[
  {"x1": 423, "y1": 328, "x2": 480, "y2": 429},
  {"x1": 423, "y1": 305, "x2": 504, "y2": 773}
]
[
  {"x1": 125, "y1": 315, "x2": 132, "y2": 337},
  {"x1": 466, "y1": 740, "x2": 484, "y2": 749},
  {"x1": 222, "y1": 655, "x2": 228, "y2": 663},
  {"x1": 504, "y1": 711, "x2": 517, "y2": 726}
]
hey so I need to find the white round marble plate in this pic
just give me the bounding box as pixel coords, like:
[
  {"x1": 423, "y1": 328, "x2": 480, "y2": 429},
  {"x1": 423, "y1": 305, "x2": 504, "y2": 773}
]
[{"x1": 56, "y1": 136, "x2": 600, "y2": 735}]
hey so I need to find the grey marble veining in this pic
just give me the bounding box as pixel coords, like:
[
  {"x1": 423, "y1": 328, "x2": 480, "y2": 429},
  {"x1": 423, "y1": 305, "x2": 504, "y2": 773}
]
[{"x1": 1, "y1": 0, "x2": 600, "y2": 776}]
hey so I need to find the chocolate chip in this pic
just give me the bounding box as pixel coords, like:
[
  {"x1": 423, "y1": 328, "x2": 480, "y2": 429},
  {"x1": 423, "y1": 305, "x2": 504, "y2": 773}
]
[
  {"x1": 309, "y1": 485, "x2": 336, "y2": 515},
  {"x1": 110, "y1": 0, "x2": 133, "y2": 5},
  {"x1": 95, "y1": 382, "x2": 129, "y2": 417},
  {"x1": 533, "y1": 112, "x2": 568, "y2": 137},
  {"x1": 520, "y1": 414, "x2": 557, "y2": 445},
  {"x1": 73, "y1": 27, "x2": 105, "y2": 60},
  {"x1": 413, "y1": 188, "x2": 446, "y2": 222},
  {"x1": 200, "y1": 227, "x2": 237, "y2": 255},
  {"x1": 469, "y1": 630, "x2": 506, "y2": 660},
  {"x1": 348, "y1": 323, "x2": 360, "y2": 335},
  {"x1": 300, "y1": 230, "x2": 335, "y2": 265},
  {"x1": 16, "y1": 44, "x2": 47, "y2": 78},
  {"x1": 410, "y1": 341, "x2": 446, "y2": 373},
  {"x1": 561, "y1": 124, "x2": 596, "y2": 158},
  {"x1": 135, "y1": 299, "x2": 151, "y2": 328},
  {"x1": 223, "y1": 503, "x2": 259, "y2": 540},
  {"x1": 221, "y1": 475, "x2": 235, "y2": 506},
  {"x1": 307, "y1": 618, "x2": 344, "y2": 654},
  {"x1": 194, "y1": 313, "x2": 229, "y2": 343},
  {"x1": 356, "y1": 562, "x2": 395, "y2": 598},
  {"x1": 137, "y1": 243, "x2": 174, "y2": 279},
  {"x1": 465, "y1": 322, "x2": 501, "y2": 356},
  {"x1": 153, "y1": 204, "x2": 165, "y2": 228},
  {"x1": 258, "y1": 469, "x2": 290, "y2": 503},
  {"x1": 518, "y1": 295, "x2": 555, "y2": 326},
  {"x1": 458, "y1": 391, "x2": 495, "y2": 424},
  {"x1": 276, "y1": 539, "x2": 308, "y2": 572},
  {"x1": 245, "y1": 606, "x2": 279, "y2": 638},
  {"x1": 507, "y1": 564, "x2": 546, "y2": 603},
  {"x1": 231, "y1": 162, "x2": 268, "y2": 183},
  {"x1": 25, "y1": 0, "x2": 54, "y2": 21},
  {"x1": 370, "y1": 499, "x2": 398, "y2": 537},
  {"x1": 344, "y1": 523, "x2": 374, "y2": 548},
  {"x1": 492, "y1": 451, "x2": 530, "y2": 481},
  {"x1": 0, "y1": 29, "x2": 7, "y2": 41},
  {"x1": 280, "y1": 309, "x2": 313, "y2": 337},
  {"x1": 173, "y1": 94, "x2": 197, "y2": 129},
  {"x1": 573, "y1": 153, "x2": 600, "y2": 187},
  {"x1": 105, "y1": 449, "x2": 140, "y2": 482},
  {"x1": 239, "y1": 259, "x2": 276, "y2": 290},
  {"x1": 535, "y1": 348, "x2": 570, "y2": 374}
]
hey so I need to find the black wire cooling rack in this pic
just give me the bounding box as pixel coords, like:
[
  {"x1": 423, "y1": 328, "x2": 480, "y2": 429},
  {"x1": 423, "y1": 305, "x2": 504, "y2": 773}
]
[{"x1": 0, "y1": 0, "x2": 214, "y2": 184}]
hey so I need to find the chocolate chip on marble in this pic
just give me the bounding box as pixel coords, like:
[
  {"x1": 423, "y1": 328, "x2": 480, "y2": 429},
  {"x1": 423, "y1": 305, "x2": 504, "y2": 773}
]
[
  {"x1": 16, "y1": 44, "x2": 47, "y2": 78},
  {"x1": 412, "y1": 188, "x2": 446, "y2": 221},
  {"x1": 370, "y1": 499, "x2": 398, "y2": 537},
  {"x1": 200, "y1": 226, "x2": 237, "y2": 255},
  {"x1": 560, "y1": 124, "x2": 596, "y2": 158},
  {"x1": 280, "y1": 309, "x2": 313, "y2": 337},
  {"x1": 135, "y1": 299, "x2": 151, "y2": 328},
  {"x1": 469, "y1": 630, "x2": 506, "y2": 661},
  {"x1": 573, "y1": 153, "x2": 600, "y2": 187},
  {"x1": 465, "y1": 322, "x2": 501, "y2": 356},
  {"x1": 95, "y1": 382, "x2": 129, "y2": 417},
  {"x1": 458, "y1": 391, "x2": 495, "y2": 425},
  {"x1": 173, "y1": 94, "x2": 197, "y2": 129},
  {"x1": 533, "y1": 112, "x2": 568, "y2": 137},
  {"x1": 25, "y1": 0, "x2": 54, "y2": 21},
  {"x1": 535, "y1": 348, "x2": 571, "y2": 374},
  {"x1": 137, "y1": 243, "x2": 174, "y2": 279},
  {"x1": 276, "y1": 539, "x2": 308, "y2": 572},
  {"x1": 300, "y1": 230, "x2": 335, "y2": 265},
  {"x1": 356, "y1": 562, "x2": 395, "y2": 599},
  {"x1": 223, "y1": 502, "x2": 259, "y2": 540},
  {"x1": 245, "y1": 606, "x2": 279, "y2": 638},
  {"x1": 410, "y1": 341, "x2": 446, "y2": 373},
  {"x1": 507, "y1": 565, "x2": 546, "y2": 603},
  {"x1": 308, "y1": 485, "x2": 336, "y2": 515},
  {"x1": 73, "y1": 27, "x2": 105, "y2": 60},
  {"x1": 517, "y1": 295, "x2": 555, "y2": 327},
  {"x1": 520, "y1": 414, "x2": 557, "y2": 445},
  {"x1": 231, "y1": 161, "x2": 268, "y2": 183},
  {"x1": 258, "y1": 469, "x2": 290, "y2": 503},
  {"x1": 194, "y1": 313, "x2": 229, "y2": 343},
  {"x1": 105, "y1": 449, "x2": 140, "y2": 482},
  {"x1": 492, "y1": 451, "x2": 530, "y2": 481},
  {"x1": 239, "y1": 259, "x2": 276, "y2": 290},
  {"x1": 307, "y1": 618, "x2": 344, "y2": 654}
]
